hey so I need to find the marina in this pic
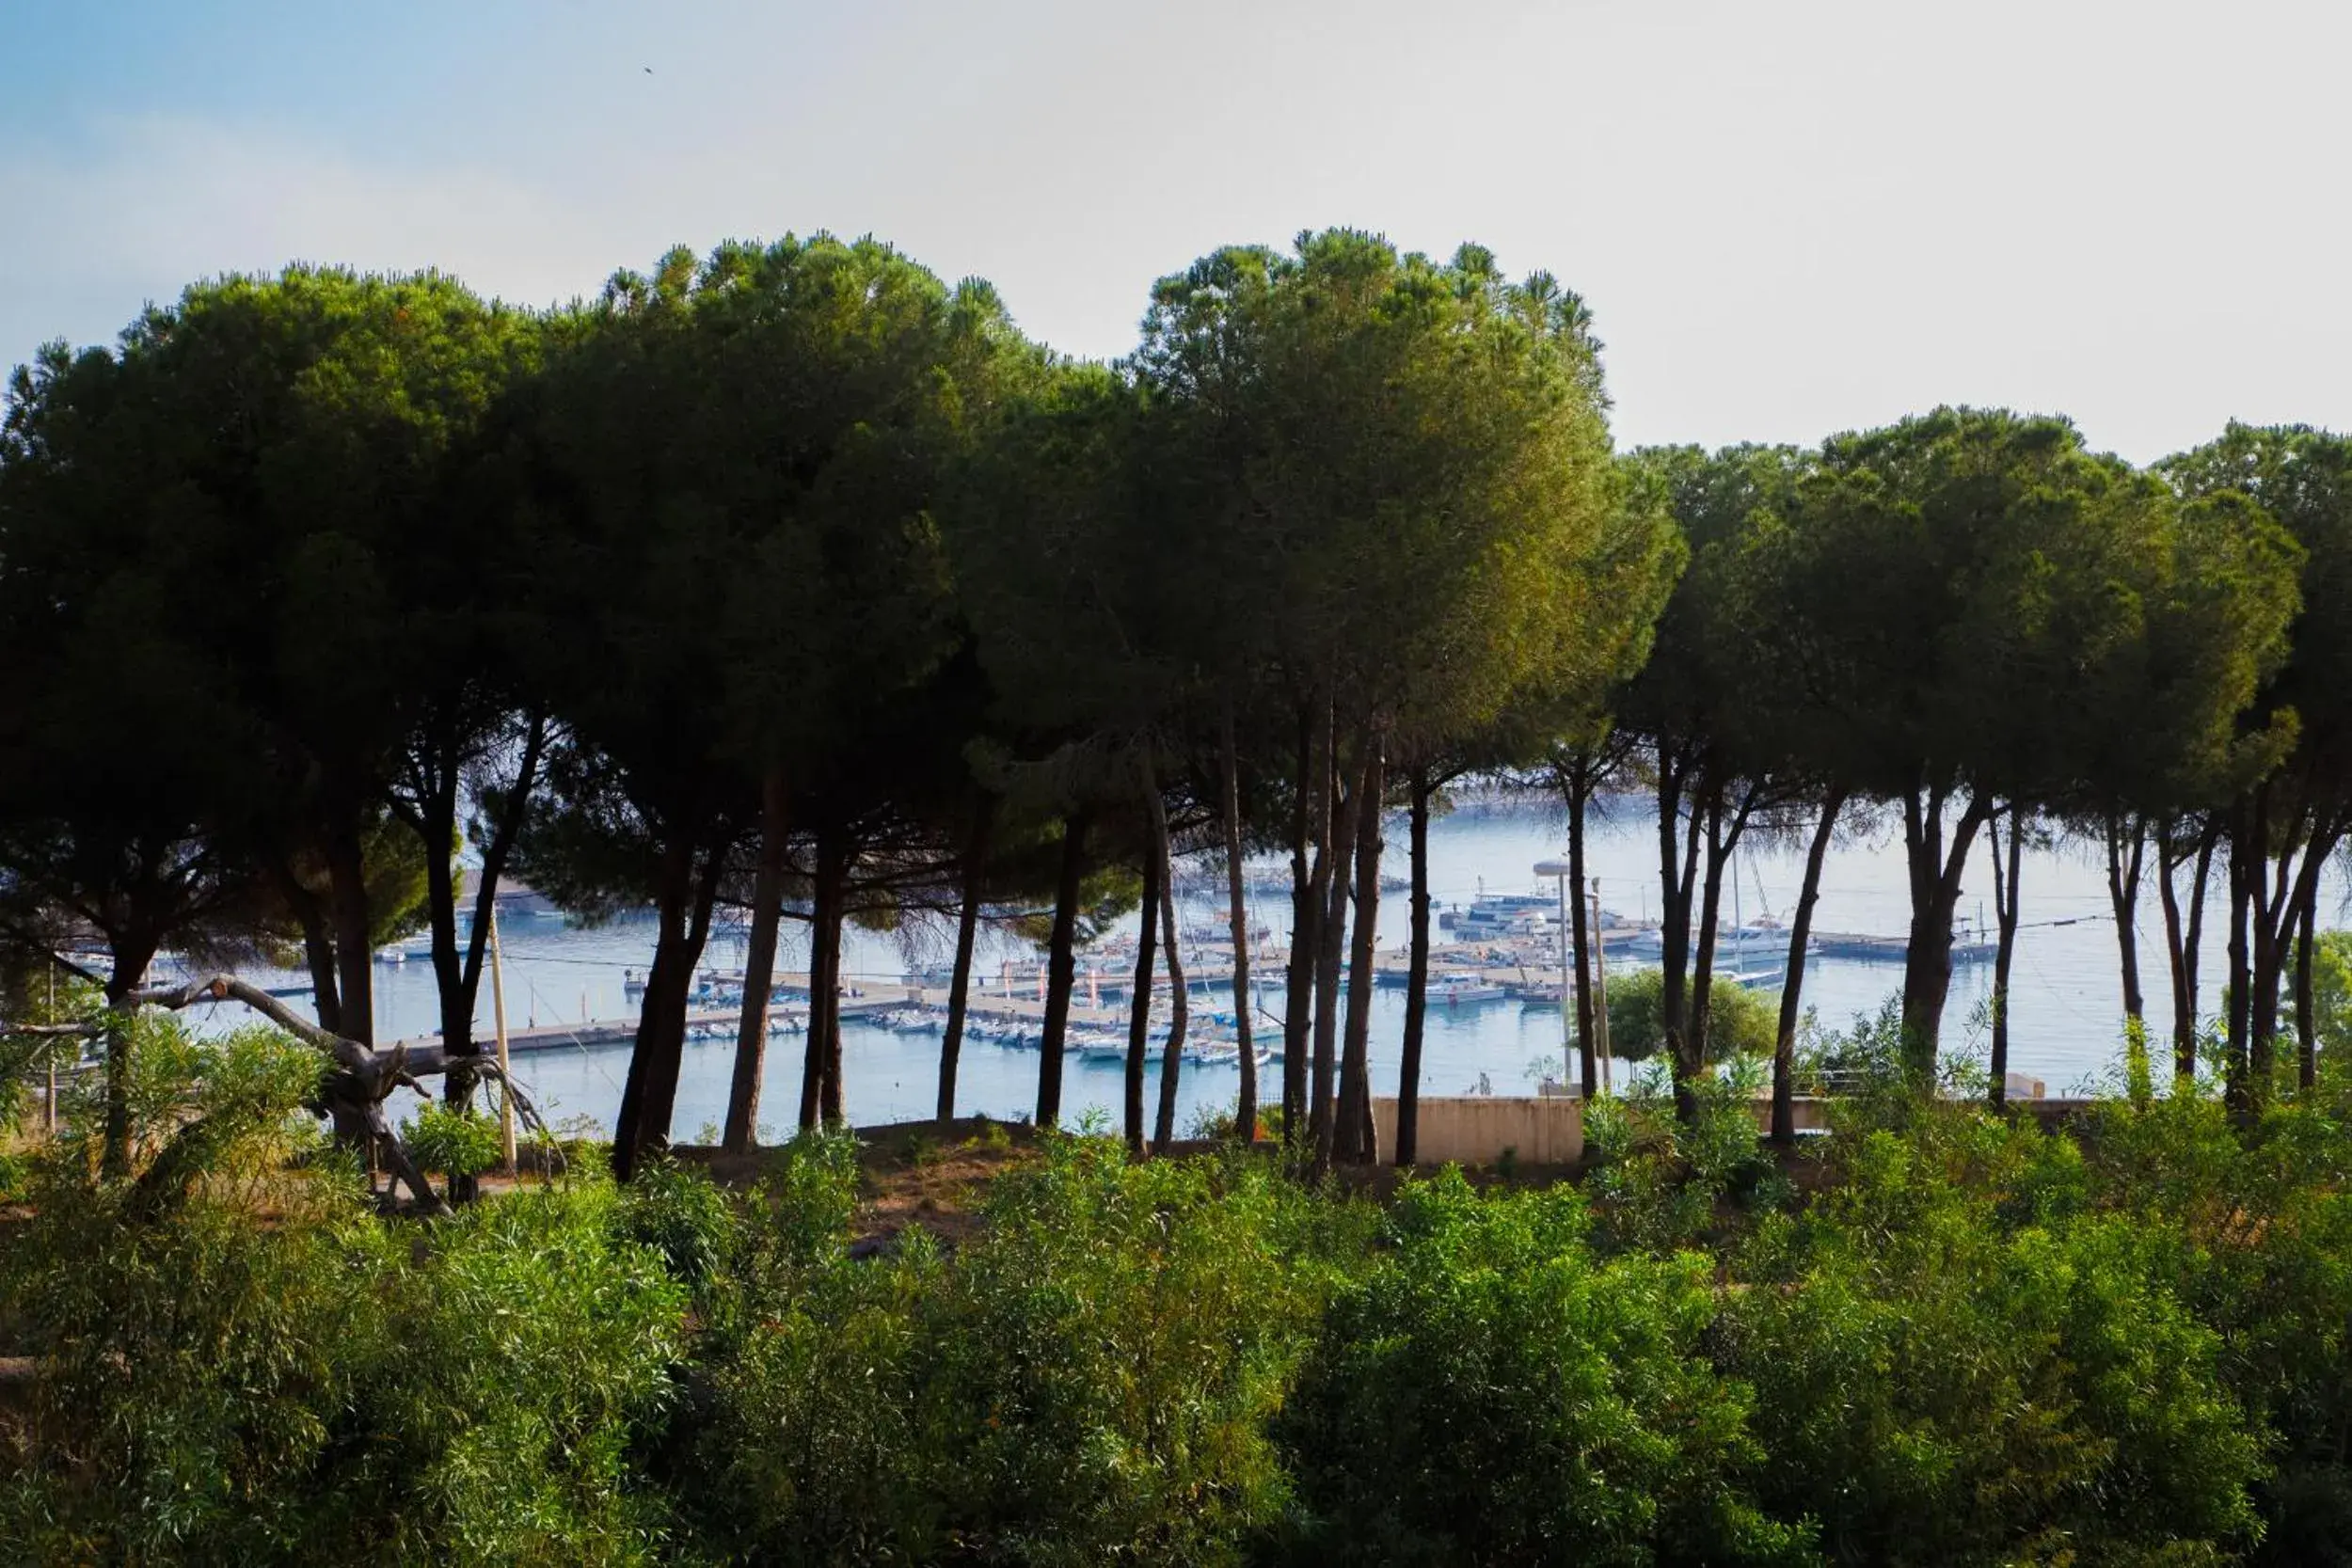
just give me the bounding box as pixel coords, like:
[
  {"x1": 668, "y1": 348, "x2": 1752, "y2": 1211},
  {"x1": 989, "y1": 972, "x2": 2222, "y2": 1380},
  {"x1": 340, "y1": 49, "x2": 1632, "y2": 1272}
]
[{"x1": 256, "y1": 795, "x2": 2293, "y2": 1140}]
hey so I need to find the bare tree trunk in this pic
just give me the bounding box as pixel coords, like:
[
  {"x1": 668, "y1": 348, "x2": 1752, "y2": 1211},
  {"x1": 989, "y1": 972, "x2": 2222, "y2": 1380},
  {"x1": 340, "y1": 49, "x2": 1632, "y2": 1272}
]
[
  {"x1": 1561, "y1": 764, "x2": 1599, "y2": 1101},
  {"x1": 2225, "y1": 804, "x2": 2254, "y2": 1114},
  {"x1": 423, "y1": 715, "x2": 546, "y2": 1208},
  {"x1": 99, "y1": 931, "x2": 160, "y2": 1180},
  {"x1": 1687, "y1": 784, "x2": 1756, "y2": 1084},
  {"x1": 2159, "y1": 816, "x2": 2219, "y2": 1084},
  {"x1": 1773, "y1": 789, "x2": 1844, "y2": 1145},
  {"x1": 1655, "y1": 753, "x2": 1704, "y2": 1123},
  {"x1": 2246, "y1": 790, "x2": 2296, "y2": 1095},
  {"x1": 617, "y1": 841, "x2": 708, "y2": 1181},
  {"x1": 799, "y1": 831, "x2": 842, "y2": 1132},
  {"x1": 1898, "y1": 785, "x2": 1992, "y2": 1078},
  {"x1": 819, "y1": 869, "x2": 847, "y2": 1128},
  {"x1": 937, "y1": 796, "x2": 993, "y2": 1126},
  {"x1": 1337, "y1": 739, "x2": 1384, "y2": 1164},
  {"x1": 655, "y1": 852, "x2": 722, "y2": 1148},
  {"x1": 723, "y1": 768, "x2": 789, "y2": 1155},
  {"x1": 1396, "y1": 769, "x2": 1434, "y2": 1166},
  {"x1": 1989, "y1": 807, "x2": 2023, "y2": 1109},
  {"x1": 269, "y1": 859, "x2": 342, "y2": 1036},
  {"x1": 1281, "y1": 700, "x2": 1319, "y2": 1141},
  {"x1": 2157, "y1": 822, "x2": 2193, "y2": 1082},
  {"x1": 2296, "y1": 870, "x2": 2319, "y2": 1093},
  {"x1": 2104, "y1": 811, "x2": 2146, "y2": 1025},
  {"x1": 2279, "y1": 818, "x2": 2338, "y2": 1095},
  {"x1": 1150, "y1": 774, "x2": 1190, "y2": 1158},
  {"x1": 2185, "y1": 823, "x2": 2216, "y2": 1068},
  {"x1": 1035, "y1": 811, "x2": 1089, "y2": 1131},
  {"x1": 1124, "y1": 841, "x2": 1160, "y2": 1159},
  {"x1": 324, "y1": 816, "x2": 374, "y2": 1048},
  {"x1": 1220, "y1": 710, "x2": 1257, "y2": 1143},
  {"x1": 1310, "y1": 730, "x2": 1359, "y2": 1180}
]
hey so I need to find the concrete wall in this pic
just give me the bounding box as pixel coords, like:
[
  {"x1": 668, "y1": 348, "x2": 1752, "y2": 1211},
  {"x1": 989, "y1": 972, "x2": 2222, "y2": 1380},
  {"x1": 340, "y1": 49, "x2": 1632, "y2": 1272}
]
[{"x1": 1371, "y1": 1094, "x2": 1836, "y2": 1167}]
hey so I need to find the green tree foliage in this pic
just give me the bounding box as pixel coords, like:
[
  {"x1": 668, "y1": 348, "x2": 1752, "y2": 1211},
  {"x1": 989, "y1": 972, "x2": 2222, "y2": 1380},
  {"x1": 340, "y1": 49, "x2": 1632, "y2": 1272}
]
[{"x1": 1601, "y1": 965, "x2": 1778, "y2": 1066}]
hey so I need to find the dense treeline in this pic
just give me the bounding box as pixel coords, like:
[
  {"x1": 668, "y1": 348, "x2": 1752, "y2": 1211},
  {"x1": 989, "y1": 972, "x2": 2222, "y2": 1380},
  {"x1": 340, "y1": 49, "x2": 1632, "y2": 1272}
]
[
  {"x1": 6, "y1": 230, "x2": 2352, "y2": 1561},
  {"x1": 3, "y1": 230, "x2": 2346, "y2": 1193}
]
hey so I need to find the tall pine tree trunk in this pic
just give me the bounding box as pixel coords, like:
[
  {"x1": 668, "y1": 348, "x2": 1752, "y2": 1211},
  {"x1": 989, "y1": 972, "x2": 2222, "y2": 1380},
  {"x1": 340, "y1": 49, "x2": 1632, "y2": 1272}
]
[
  {"x1": 1124, "y1": 842, "x2": 1160, "y2": 1158},
  {"x1": 435, "y1": 715, "x2": 546, "y2": 1151},
  {"x1": 2246, "y1": 792, "x2": 2290, "y2": 1094},
  {"x1": 1281, "y1": 701, "x2": 1319, "y2": 1141},
  {"x1": 2281, "y1": 820, "x2": 2338, "y2": 1095},
  {"x1": 99, "y1": 929, "x2": 161, "y2": 1180},
  {"x1": 1396, "y1": 769, "x2": 1434, "y2": 1166},
  {"x1": 1220, "y1": 711, "x2": 1257, "y2": 1143},
  {"x1": 420, "y1": 773, "x2": 469, "y2": 1091},
  {"x1": 1988, "y1": 808, "x2": 2023, "y2": 1109},
  {"x1": 1687, "y1": 785, "x2": 1756, "y2": 1091},
  {"x1": 2159, "y1": 817, "x2": 2218, "y2": 1084},
  {"x1": 799, "y1": 831, "x2": 843, "y2": 1132},
  {"x1": 324, "y1": 815, "x2": 374, "y2": 1049},
  {"x1": 1566, "y1": 771, "x2": 1597, "y2": 1101},
  {"x1": 617, "y1": 841, "x2": 721, "y2": 1181},
  {"x1": 2225, "y1": 806, "x2": 2255, "y2": 1114},
  {"x1": 937, "y1": 797, "x2": 993, "y2": 1125},
  {"x1": 723, "y1": 768, "x2": 789, "y2": 1155},
  {"x1": 2296, "y1": 873, "x2": 2319, "y2": 1093},
  {"x1": 1772, "y1": 789, "x2": 1844, "y2": 1145},
  {"x1": 1309, "y1": 735, "x2": 1359, "y2": 1180},
  {"x1": 1337, "y1": 739, "x2": 1384, "y2": 1164},
  {"x1": 649, "y1": 852, "x2": 721, "y2": 1149},
  {"x1": 1655, "y1": 755, "x2": 1704, "y2": 1124},
  {"x1": 2104, "y1": 811, "x2": 2147, "y2": 1026},
  {"x1": 1150, "y1": 771, "x2": 1189, "y2": 1157},
  {"x1": 1035, "y1": 812, "x2": 1089, "y2": 1130},
  {"x1": 820, "y1": 885, "x2": 848, "y2": 1126},
  {"x1": 1898, "y1": 786, "x2": 1992, "y2": 1078},
  {"x1": 272, "y1": 860, "x2": 342, "y2": 1036}
]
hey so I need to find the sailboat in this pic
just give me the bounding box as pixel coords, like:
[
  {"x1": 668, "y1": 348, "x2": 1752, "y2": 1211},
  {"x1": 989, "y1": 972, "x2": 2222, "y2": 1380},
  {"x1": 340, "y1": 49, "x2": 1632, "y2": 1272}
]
[{"x1": 1618, "y1": 849, "x2": 1802, "y2": 966}]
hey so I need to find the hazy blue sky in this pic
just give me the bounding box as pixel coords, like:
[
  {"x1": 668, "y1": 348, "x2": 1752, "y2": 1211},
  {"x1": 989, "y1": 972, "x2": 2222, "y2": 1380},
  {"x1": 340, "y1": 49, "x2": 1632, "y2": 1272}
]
[{"x1": 5, "y1": 0, "x2": 2344, "y2": 461}]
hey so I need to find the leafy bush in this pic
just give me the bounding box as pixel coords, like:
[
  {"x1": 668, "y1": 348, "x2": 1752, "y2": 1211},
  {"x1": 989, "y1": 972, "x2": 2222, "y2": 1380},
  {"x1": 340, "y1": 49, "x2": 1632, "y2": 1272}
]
[
  {"x1": 1723, "y1": 1108, "x2": 2265, "y2": 1566},
  {"x1": 51, "y1": 1015, "x2": 326, "y2": 1181},
  {"x1": 613, "y1": 1156, "x2": 739, "y2": 1294},
  {"x1": 1279, "y1": 1166, "x2": 1812, "y2": 1565},
  {"x1": 0, "y1": 1168, "x2": 687, "y2": 1565},
  {"x1": 406, "y1": 1099, "x2": 503, "y2": 1182},
  {"x1": 911, "y1": 1138, "x2": 1347, "y2": 1564},
  {"x1": 1582, "y1": 1053, "x2": 1786, "y2": 1253},
  {"x1": 14, "y1": 1055, "x2": 2352, "y2": 1564}
]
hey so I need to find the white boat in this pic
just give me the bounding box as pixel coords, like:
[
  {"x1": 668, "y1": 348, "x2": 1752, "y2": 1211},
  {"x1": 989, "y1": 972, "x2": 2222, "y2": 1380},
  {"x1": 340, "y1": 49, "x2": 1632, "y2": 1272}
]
[
  {"x1": 1427, "y1": 975, "x2": 1510, "y2": 1006},
  {"x1": 1615, "y1": 923, "x2": 1793, "y2": 963}
]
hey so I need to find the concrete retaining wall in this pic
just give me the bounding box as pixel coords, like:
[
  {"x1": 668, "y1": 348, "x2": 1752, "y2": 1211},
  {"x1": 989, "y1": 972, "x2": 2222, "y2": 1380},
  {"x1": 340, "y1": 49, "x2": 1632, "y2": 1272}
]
[{"x1": 1370, "y1": 1094, "x2": 1837, "y2": 1167}]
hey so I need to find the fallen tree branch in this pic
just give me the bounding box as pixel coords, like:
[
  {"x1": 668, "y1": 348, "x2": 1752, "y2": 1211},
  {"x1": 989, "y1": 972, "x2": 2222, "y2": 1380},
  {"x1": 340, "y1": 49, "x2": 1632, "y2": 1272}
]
[{"x1": 1, "y1": 975, "x2": 574, "y2": 1212}]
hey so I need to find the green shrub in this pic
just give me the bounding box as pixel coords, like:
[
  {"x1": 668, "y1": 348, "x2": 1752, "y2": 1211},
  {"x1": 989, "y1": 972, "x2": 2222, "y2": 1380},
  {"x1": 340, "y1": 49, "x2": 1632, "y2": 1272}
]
[
  {"x1": 0, "y1": 1167, "x2": 688, "y2": 1566},
  {"x1": 612, "y1": 1156, "x2": 739, "y2": 1294},
  {"x1": 1279, "y1": 1167, "x2": 1812, "y2": 1566},
  {"x1": 406, "y1": 1100, "x2": 503, "y2": 1182},
  {"x1": 1723, "y1": 1111, "x2": 2264, "y2": 1566},
  {"x1": 913, "y1": 1138, "x2": 1343, "y2": 1565}
]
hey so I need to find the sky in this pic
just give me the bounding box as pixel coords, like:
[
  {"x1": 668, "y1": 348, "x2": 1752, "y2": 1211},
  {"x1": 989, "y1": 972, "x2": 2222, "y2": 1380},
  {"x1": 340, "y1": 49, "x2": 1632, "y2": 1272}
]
[{"x1": 4, "y1": 0, "x2": 2346, "y2": 463}]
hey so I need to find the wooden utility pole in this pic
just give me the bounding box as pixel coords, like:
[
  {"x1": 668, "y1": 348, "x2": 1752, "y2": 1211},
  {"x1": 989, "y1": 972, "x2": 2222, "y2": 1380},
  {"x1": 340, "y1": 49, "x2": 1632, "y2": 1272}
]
[
  {"x1": 490, "y1": 908, "x2": 516, "y2": 1176},
  {"x1": 1591, "y1": 880, "x2": 1613, "y2": 1095}
]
